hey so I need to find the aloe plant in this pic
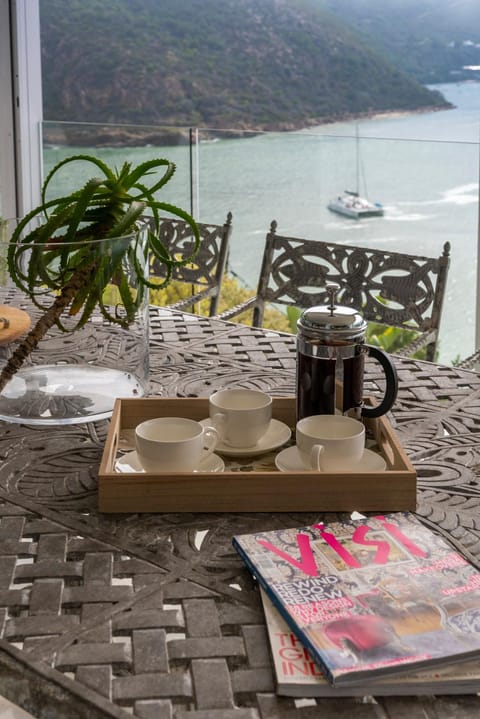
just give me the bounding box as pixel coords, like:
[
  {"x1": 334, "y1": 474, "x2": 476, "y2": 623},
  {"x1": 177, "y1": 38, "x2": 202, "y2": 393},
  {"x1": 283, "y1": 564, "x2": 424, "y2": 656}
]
[{"x1": 0, "y1": 154, "x2": 199, "y2": 392}]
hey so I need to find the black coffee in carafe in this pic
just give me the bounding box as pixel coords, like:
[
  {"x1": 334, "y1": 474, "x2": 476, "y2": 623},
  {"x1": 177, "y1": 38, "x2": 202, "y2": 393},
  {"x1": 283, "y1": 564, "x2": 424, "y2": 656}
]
[{"x1": 296, "y1": 285, "x2": 398, "y2": 420}]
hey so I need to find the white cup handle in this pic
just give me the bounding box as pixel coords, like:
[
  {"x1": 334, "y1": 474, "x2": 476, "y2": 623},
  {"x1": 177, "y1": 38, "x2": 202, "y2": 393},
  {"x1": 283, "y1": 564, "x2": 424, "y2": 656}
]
[
  {"x1": 310, "y1": 443, "x2": 325, "y2": 470},
  {"x1": 200, "y1": 425, "x2": 219, "y2": 464},
  {"x1": 211, "y1": 411, "x2": 240, "y2": 447},
  {"x1": 211, "y1": 411, "x2": 226, "y2": 434}
]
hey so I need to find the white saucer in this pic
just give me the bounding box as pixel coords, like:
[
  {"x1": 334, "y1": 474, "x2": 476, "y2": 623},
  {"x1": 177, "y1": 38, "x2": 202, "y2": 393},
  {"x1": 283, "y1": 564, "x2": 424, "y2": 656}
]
[
  {"x1": 200, "y1": 418, "x2": 291, "y2": 457},
  {"x1": 115, "y1": 450, "x2": 225, "y2": 474},
  {"x1": 275, "y1": 446, "x2": 387, "y2": 473}
]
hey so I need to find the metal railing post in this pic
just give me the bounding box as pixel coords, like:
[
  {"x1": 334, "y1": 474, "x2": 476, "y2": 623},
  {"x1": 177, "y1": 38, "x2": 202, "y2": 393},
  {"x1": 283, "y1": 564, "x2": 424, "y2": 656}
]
[
  {"x1": 476, "y1": 133, "x2": 480, "y2": 351},
  {"x1": 189, "y1": 127, "x2": 200, "y2": 219}
]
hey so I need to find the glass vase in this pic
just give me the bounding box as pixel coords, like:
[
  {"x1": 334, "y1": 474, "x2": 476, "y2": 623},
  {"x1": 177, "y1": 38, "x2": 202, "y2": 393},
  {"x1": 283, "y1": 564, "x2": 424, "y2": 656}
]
[{"x1": 0, "y1": 219, "x2": 150, "y2": 425}]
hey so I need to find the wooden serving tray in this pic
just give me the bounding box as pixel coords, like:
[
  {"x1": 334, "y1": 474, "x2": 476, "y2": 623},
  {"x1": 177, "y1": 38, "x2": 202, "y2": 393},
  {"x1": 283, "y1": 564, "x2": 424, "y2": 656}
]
[{"x1": 98, "y1": 396, "x2": 416, "y2": 513}]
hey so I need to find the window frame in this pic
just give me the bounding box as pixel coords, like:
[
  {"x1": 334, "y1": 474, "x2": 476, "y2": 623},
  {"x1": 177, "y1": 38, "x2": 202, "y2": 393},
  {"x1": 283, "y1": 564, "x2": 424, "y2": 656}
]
[{"x1": 0, "y1": 0, "x2": 42, "y2": 218}]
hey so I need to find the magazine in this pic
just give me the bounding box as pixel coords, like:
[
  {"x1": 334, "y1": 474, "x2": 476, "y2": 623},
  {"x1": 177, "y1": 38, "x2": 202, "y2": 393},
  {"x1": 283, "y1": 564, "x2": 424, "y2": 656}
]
[
  {"x1": 260, "y1": 589, "x2": 480, "y2": 696},
  {"x1": 233, "y1": 512, "x2": 480, "y2": 686}
]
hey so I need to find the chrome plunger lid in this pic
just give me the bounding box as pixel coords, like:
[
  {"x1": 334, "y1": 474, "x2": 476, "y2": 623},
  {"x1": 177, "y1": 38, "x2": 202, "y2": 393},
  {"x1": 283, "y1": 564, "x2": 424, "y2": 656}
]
[{"x1": 297, "y1": 284, "x2": 367, "y2": 343}]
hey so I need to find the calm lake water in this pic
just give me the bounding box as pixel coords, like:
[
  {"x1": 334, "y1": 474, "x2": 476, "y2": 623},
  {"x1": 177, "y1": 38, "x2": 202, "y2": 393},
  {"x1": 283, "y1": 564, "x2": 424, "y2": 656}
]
[{"x1": 44, "y1": 82, "x2": 480, "y2": 365}]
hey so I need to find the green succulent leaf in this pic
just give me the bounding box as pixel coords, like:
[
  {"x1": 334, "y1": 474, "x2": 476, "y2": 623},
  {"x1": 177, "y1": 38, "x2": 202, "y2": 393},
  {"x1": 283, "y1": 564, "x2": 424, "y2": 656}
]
[{"x1": 6, "y1": 155, "x2": 199, "y2": 334}]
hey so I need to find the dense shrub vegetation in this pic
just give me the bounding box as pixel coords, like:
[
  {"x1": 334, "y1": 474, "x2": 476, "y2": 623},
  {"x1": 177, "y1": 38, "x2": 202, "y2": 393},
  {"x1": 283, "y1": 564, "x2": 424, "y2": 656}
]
[{"x1": 40, "y1": 0, "x2": 450, "y2": 134}]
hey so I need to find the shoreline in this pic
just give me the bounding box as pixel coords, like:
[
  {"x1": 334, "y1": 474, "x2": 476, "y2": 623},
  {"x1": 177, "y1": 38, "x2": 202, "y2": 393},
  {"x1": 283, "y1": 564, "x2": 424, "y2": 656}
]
[
  {"x1": 42, "y1": 103, "x2": 455, "y2": 149},
  {"x1": 259, "y1": 102, "x2": 455, "y2": 133}
]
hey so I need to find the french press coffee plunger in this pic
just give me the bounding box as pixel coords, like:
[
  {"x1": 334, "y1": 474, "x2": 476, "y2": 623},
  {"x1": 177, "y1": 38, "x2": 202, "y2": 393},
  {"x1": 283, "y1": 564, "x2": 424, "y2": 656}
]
[{"x1": 296, "y1": 285, "x2": 398, "y2": 420}]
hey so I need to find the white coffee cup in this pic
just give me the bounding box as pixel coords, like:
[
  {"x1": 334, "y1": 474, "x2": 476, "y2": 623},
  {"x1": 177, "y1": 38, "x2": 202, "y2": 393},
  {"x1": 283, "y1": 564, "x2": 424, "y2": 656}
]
[
  {"x1": 135, "y1": 417, "x2": 219, "y2": 472},
  {"x1": 209, "y1": 388, "x2": 272, "y2": 448},
  {"x1": 296, "y1": 414, "x2": 365, "y2": 471}
]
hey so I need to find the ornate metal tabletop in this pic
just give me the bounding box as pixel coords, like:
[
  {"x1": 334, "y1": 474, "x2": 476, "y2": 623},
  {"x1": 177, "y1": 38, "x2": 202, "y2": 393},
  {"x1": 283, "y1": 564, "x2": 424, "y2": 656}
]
[{"x1": 1, "y1": 306, "x2": 480, "y2": 719}]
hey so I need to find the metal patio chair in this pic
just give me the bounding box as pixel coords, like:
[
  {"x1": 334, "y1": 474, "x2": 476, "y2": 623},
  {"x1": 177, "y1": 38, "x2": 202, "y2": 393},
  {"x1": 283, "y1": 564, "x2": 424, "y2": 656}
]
[
  {"x1": 457, "y1": 348, "x2": 480, "y2": 371},
  {"x1": 219, "y1": 220, "x2": 450, "y2": 361},
  {"x1": 150, "y1": 212, "x2": 232, "y2": 316}
]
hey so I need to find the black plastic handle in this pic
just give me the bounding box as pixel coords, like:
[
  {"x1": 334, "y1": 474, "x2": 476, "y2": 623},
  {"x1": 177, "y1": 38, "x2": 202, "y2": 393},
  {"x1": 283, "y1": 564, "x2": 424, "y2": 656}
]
[{"x1": 361, "y1": 345, "x2": 398, "y2": 418}]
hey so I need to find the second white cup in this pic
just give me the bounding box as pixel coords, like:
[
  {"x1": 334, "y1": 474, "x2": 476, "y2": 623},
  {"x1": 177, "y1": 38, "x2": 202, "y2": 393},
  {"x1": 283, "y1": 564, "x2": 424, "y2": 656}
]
[
  {"x1": 209, "y1": 388, "x2": 272, "y2": 448},
  {"x1": 296, "y1": 414, "x2": 365, "y2": 471},
  {"x1": 135, "y1": 417, "x2": 219, "y2": 472}
]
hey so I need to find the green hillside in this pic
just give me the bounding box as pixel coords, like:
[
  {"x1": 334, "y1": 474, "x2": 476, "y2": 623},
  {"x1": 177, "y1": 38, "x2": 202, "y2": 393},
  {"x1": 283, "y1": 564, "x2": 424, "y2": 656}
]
[
  {"x1": 320, "y1": 0, "x2": 480, "y2": 84},
  {"x1": 40, "y1": 0, "x2": 450, "y2": 134}
]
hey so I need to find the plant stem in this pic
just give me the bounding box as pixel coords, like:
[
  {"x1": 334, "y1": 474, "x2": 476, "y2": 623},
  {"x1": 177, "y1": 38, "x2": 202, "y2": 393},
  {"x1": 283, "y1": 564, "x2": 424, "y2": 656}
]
[{"x1": 0, "y1": 263, "x2": 95, "y2": 392}]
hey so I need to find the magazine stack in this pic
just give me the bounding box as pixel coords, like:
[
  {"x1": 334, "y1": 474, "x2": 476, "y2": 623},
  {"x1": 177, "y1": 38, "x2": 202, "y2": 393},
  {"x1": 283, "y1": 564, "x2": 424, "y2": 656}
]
[{"x1": 233, "y1": 512, "x2": 480, "y2": 696}]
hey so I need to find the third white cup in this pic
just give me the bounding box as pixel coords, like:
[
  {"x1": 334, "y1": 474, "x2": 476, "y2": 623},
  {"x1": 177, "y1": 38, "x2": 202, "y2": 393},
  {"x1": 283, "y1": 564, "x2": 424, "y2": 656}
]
[{"x1": 296, "y1": 414, "x2": 365, "y2": 471}]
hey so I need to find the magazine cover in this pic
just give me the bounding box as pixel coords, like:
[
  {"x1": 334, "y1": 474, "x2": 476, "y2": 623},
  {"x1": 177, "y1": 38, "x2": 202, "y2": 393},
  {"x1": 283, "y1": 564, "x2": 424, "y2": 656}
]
[
  {"x1": 233, "y1": 512, "x2": 480, "y2": 686},
  {"x1": 260, "y1": 589, "x2": 480, "y2": 696}
]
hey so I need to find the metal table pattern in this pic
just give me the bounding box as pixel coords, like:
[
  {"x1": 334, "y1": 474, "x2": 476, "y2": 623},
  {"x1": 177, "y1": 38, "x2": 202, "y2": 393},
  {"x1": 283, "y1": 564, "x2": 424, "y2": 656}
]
[{"x1": 1, "y1": 307, "x2": 480, "y2": 718}]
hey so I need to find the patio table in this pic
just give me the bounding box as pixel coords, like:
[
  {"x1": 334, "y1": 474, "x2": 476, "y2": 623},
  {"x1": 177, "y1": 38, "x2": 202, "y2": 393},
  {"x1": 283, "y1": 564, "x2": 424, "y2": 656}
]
[{"x1": 1, "y1": 305, "x2": 480, "y2": 718}]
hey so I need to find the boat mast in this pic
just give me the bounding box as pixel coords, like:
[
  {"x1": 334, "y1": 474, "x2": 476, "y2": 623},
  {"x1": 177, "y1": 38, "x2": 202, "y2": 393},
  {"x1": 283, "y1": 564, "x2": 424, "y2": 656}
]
[{"x1": 355, "y1": 124, "x2": 360, "y2": 195}]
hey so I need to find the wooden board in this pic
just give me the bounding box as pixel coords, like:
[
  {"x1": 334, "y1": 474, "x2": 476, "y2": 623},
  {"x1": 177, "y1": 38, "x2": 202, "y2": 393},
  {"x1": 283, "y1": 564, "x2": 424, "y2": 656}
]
[
  {"x1": 0, "y1": 305, "x2": 31, "y2": 345},
  {"x1": 98, "y1": 397, "x2": 417, "y2": 513}
]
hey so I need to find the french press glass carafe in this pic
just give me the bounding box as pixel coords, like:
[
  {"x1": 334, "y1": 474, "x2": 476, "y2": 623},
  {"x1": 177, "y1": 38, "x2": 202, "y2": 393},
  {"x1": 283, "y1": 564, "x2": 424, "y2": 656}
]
[{"x1": 296, "y1": 285, "x2": 398, "y2": 420}]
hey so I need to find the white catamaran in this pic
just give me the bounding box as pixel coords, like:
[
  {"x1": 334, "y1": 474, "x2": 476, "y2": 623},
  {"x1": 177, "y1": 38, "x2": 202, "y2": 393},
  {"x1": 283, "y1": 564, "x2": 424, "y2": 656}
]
[
  {"x1": 328, "y1": 190, "x2": 384, "y2": 219},
  {"x1": 328, "y1": 127, "x2": 384, "y2": 219}
]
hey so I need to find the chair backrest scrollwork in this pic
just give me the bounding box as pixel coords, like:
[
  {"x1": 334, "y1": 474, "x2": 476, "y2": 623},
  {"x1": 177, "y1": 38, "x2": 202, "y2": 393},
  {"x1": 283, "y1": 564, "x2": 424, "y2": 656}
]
[
  {"x1": 252, "y1": 220, "x2": 450, "y2": 361},
  {"x1": 150, "y1": 212, "x2": 233, "y2": 316}
]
